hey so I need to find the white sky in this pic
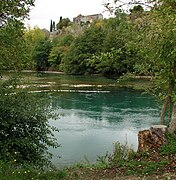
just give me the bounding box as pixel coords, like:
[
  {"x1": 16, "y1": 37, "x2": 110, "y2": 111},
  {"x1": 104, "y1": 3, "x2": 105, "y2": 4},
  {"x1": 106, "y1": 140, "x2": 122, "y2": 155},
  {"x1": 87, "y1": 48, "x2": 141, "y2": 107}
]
[{"x1": 25, "y1": 0, "x2": 110, "y2": 30}]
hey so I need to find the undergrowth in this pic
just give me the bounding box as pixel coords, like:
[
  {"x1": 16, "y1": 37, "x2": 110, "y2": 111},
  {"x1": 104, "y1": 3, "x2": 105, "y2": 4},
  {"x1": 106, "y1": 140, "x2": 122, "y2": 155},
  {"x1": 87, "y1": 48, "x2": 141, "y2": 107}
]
[{"x1": 0, "y1": 162, "x2": 67, "y2": 180}]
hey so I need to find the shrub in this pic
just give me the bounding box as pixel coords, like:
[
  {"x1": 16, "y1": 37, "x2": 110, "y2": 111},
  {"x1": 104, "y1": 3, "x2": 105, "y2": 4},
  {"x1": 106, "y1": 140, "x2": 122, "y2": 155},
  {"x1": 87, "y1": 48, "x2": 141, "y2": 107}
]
[
  {"x1": 110, "y1": 142, "x2": 135, "y2": 167},
  {"x1": 0, "y1": 77, "x2": 59, "y2": 167}
]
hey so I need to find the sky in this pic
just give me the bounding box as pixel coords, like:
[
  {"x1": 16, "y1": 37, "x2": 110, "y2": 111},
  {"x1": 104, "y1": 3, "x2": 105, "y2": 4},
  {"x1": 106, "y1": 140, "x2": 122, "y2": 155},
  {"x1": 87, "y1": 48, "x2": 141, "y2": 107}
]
[{"x1": 25, "y1": 0, "x2": 110, "y2": 30}]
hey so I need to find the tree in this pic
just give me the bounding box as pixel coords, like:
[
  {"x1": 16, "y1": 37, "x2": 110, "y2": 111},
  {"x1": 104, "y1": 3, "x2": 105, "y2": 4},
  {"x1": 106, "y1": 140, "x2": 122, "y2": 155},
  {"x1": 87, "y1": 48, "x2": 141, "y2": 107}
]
[
  {"x1": 52, "y1": 21, "x2": 56, "y2": 31},
  {"x1": 33, "y1": 38, "x2": 52, "y2": 71},
  {"x1": 50, "y1": 19, "x2": 53, "y2": 32},
  {"x1": 87, "y1": 47, "x2": 136, "y2": 76},
  {"x1": 102, "y1": 13, "x2": 130, "y2": 52},
  {"x1": 0, "y1": 0, "x2": 35, "y2": 72},
  {"x1": 56, "y1": 18, "x2": 71, "y2": 30},
  {"x1": 48, "y1": 46, "x2": 61, "y2": 70},
  {"x1": 0, "y1": 0, "x2": 35, "y2": 26},
  {"x1": 0, "y1": 20, "x2": 28, "y2": 71},
  {"x1": 134, "y1": 1, "x2": 176, "y2": 133},
  {"x1": 24, "y1": 26, "x2": 47, "y2": 69},
  {"x1": 106, "y1": 0, "x2": 176, "y2": 133},
  {"x1": 0, "y1": 0, "x2": 59, "y2": 167},
  {"x1": 62, "y1": 25, "x2": 105, "y2": 74},
  {"x1": 49, "y1": 34, "x2": 74, "y2": 71},
  {"x1": 85, "y1": 11, "x2": 139, "y2": 76}
]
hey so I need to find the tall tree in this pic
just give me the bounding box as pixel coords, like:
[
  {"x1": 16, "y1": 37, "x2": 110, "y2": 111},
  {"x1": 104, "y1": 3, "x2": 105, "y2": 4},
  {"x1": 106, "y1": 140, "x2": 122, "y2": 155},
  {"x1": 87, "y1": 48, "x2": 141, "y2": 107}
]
[
  {"x1": 0, "y1": 0, "x2": 59, "y2": 166},
  {"x1": 52, "y1": 21, "x2": 56, "y2": 31},
  {"x1": 33, "y1": 38, "x2": 52, "y2": 71},
  {"x1": 106, "y1": 0, "x2": 176, "y2": 133},
  {"x1": 50, "y1": 19, "x2": 53, "y2": 32},
  {"x1": 0, "y1": 0, "x2": 35, "y2": 26},
  {"x1": 62, "y1": 24, "x2": 105, "y2": 74},
  {"x1": 0, "y1": 0, "x2": 35, "y2": 72},
  {"x1": 24, "y1": 26, "x2": 47, "y2": 69}
]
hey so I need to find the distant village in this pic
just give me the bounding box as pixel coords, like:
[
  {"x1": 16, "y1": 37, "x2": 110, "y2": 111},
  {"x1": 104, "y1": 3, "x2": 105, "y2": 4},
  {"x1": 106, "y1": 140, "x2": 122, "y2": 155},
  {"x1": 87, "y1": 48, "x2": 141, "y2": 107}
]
[
  {"x1": 43, "y1": 13, "x2": 103, "y2": 38},
  {"x1": 73, "y1": 13, "x2": 103, "y2": 24}
]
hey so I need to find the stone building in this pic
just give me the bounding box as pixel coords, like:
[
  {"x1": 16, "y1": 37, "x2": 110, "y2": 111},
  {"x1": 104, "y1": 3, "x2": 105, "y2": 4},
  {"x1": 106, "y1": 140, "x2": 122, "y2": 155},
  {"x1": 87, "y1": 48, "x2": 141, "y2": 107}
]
[{"x1": 73, "y1": 13, "x2": 103, "y2": 24}]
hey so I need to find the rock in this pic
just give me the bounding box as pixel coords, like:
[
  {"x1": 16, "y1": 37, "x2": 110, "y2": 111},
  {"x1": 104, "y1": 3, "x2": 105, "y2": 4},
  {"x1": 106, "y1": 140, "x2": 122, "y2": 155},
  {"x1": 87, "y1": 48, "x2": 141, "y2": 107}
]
[{"x1": 138, "y1": 125, "x2": 167, "y2": 152}]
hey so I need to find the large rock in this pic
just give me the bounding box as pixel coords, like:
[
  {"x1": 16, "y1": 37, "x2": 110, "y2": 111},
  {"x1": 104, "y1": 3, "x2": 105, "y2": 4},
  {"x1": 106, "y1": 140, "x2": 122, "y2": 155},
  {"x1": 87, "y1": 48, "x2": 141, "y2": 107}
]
[{"x1": 138, "y1": 125, "x2": 167, "y2": 152}]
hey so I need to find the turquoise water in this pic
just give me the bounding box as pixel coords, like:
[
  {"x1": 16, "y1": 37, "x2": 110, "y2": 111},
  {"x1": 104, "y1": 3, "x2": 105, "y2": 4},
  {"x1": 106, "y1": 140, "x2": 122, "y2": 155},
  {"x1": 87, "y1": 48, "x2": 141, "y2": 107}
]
[
  {"x1": 49, "y1": 89, "x2": 160, "y2": 167},
  {"x1": 9, "y1": 72, "x2": 161, "y2": 167}
]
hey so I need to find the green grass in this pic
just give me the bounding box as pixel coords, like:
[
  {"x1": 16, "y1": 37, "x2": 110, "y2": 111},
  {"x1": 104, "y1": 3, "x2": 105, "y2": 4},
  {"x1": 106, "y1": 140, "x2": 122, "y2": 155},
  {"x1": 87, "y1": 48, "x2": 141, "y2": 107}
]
[
  {"x1": 124, "y1": 160, "x2": 169, "y2": 175},
  {"x1": 0, "y1": 163, "x2": 67, "y2": 180},
  {"x1": 0, "y1": 134, "x2": 175, "y2": 179}
]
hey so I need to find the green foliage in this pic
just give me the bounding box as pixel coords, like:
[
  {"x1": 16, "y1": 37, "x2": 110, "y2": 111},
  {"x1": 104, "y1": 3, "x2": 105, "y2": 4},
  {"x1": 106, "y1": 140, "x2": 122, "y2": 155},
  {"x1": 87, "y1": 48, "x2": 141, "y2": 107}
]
[
  {"x1": 60, "y1": 11, "x2": 139, "y2": 75},
  {"x1": 109, "y1": 142, "x2": 135, "y2": 167},
  {"x1": 1, "y1": 0, "x2": 60, "y2": 169},
  {"x1": 108, "y1": 142, "x2": 169, "y2": 175},
  {"x1": 0, "y1": 0, "x2": 35, "y2": 72},
  {"x1": 0, "y1": 161, "x2": 67, "y2": 180},
  {"x1": 124, "y1": 160, "x2": 169, "y2": 175},
  {"x1": 33, "y1": 38, "x2": 52, "y2": 71},
  {"x1": 0, "y1": 0, "x2": 36, "y2": 72},
  {"x1": 62, "y1": 25, "x2": 105, "y2": 74},
  {"x1": 24, "y1": 27, "x2": 47, "y2": 69},
  {"x1": 0, "y1": 20, "x2": 28, "y2": 71},
  {"x1": 52, "y1": 34, "x2": 74, "y2": 47},
  {"x1": 103, "y1": 15, "x2": 129, "y2": 52},
  {"x1": 57, "y1": 18, "x2": 71, "y2": 30},
  {"x1": 48, "y1": 35, "x2": 74, "y2": 71},
  {"x1": 0, "y1": 0, "x2": 35, "y2": 26},
  {"x1": 48, "y1": 46, "x2": 61, "y2": 70},
  {"x1": 160, "y1": 133, "x2": 176, "y2": 155},
  {"x1": 0, "y1": 78, "x2": 59, "y2": 167},
  {"x1": 96, "y1": 152, "x2": 110, "y2": 168},
  {"x1": 87, "y1": 47, "x2": 136, "y2": 75}
]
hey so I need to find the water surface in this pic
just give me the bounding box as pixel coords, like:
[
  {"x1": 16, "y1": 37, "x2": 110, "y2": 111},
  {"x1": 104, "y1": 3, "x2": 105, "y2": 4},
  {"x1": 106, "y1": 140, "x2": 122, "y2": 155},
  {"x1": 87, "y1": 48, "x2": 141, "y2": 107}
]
[{"x1": 9, "y1": 72, "x2": 161, "y2": 166}]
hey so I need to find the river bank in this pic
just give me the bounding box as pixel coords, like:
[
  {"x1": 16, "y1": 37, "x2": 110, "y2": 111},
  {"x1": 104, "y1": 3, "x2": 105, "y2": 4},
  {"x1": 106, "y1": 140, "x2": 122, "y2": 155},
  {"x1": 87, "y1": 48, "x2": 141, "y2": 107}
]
[
  {"x1": 3, "y1": 70, "x2": 152, "y2": 91},
  {"x1": 1, "y1": 141, "x2": 176, "y2": 180}
]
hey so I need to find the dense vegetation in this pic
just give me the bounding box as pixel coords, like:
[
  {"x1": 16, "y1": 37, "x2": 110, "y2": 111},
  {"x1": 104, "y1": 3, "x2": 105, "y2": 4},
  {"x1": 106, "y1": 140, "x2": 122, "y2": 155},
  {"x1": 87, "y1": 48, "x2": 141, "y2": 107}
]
[
  {"x1": 0, "y1": 0, "x2": 176, "y2": 179},
  {"x1": 23, "y1": 14, "x2": 139, "y2": 76},
  {"x1": 0, "y1": 0, "x2": 59, "y2": 168}
]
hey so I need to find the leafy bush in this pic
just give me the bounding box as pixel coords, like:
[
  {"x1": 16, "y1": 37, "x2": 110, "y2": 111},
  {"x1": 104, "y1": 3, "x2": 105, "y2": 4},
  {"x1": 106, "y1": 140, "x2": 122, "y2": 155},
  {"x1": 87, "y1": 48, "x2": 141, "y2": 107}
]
[
  {"x1": 0, "y1": 77, "x2": 59, "y2": 167},
  {"x1": 110, "y1": 142, "x2": 135, "y2": 167},
  {"x1": 160, "y1": 133, "x2": 176, "y2": 155}
]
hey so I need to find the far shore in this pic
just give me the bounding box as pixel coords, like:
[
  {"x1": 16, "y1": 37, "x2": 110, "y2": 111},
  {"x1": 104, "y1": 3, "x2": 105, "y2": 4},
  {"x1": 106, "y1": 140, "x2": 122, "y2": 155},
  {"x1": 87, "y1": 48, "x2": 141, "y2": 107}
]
[
  {"x1": 21, "y1": 70, "x2": 65, "y2": 74},
  {"x1": 21, "y1": 70, "x2": 152, "y2": 79}
]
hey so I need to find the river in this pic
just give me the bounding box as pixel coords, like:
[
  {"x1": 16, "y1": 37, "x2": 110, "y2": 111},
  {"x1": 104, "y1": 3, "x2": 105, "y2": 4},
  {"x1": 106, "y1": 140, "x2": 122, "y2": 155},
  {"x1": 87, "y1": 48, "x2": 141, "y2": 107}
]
[{"x1": 10, "y1": 72, "x2": 161, "y2": 167}]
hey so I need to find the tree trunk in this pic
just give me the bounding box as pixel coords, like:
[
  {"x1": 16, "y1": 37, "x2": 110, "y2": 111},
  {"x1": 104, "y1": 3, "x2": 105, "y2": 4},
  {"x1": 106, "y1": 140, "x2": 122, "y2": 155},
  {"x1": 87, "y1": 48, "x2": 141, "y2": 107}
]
[
  {"x1": 168, "y1": 104, "x2": 176, "y2": 134},
  {"x1": 160, "y1": 81, "x2": 173, "y2": 124},
  {"x1": 160, "y1": 98, "x2": 168, "y2": 124},
  {"x1": 168, "y1": 96, "x2": 172, "y2": 122}
]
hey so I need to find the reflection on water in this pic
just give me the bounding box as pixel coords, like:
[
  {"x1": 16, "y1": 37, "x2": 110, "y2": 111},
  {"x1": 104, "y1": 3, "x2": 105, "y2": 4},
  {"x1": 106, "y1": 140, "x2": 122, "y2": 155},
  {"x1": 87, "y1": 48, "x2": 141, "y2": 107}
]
[{"x1": 49, "y1": 89, "x2": 160, "y2": 167}]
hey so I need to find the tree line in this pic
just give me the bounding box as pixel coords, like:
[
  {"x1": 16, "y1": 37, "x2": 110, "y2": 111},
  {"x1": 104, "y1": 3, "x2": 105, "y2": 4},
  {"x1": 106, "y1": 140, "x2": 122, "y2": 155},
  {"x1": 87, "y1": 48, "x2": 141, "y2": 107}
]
[{"x1": 22, "y1": 11, "x2": 141, "y2": 76}]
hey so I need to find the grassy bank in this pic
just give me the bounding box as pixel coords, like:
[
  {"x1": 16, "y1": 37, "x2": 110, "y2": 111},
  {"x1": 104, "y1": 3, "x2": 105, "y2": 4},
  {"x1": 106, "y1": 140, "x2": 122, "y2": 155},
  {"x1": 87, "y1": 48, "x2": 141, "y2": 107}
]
[{"x1": 1, "y1": 134, "x2": 175, "y2": 180}]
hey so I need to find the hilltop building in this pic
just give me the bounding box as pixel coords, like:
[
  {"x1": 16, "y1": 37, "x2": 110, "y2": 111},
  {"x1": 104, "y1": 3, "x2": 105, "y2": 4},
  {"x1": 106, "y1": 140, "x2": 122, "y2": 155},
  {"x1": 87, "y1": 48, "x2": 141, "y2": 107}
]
[{"x1": 73, "y1": 13, "x2": 103, "y2": 24}]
